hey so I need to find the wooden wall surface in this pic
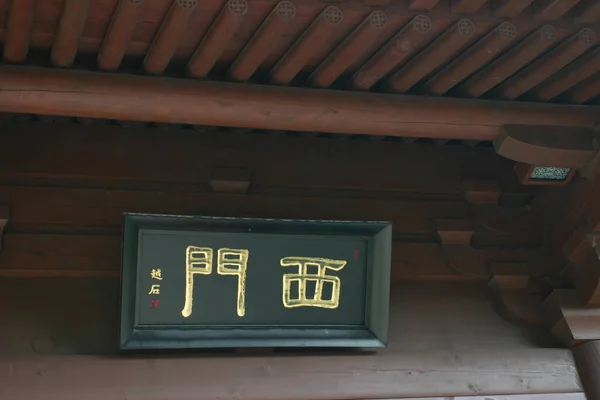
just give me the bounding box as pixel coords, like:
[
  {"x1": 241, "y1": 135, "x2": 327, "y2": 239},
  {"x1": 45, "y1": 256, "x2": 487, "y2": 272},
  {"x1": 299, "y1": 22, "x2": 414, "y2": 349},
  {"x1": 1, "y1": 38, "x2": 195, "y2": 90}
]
[
  {"x1": 0, "y1": 280, "x2": 584, "y2": 399},
  {"x1": 0, "y1": 120, "x2": 547, "y2": 280}
]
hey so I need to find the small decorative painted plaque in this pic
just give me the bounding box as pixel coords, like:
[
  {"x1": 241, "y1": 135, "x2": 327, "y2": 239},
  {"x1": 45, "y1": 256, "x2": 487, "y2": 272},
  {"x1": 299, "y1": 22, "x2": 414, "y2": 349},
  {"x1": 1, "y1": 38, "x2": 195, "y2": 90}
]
[{"x1": 120, "y1": 214, "x2": 391, "y2": 349}]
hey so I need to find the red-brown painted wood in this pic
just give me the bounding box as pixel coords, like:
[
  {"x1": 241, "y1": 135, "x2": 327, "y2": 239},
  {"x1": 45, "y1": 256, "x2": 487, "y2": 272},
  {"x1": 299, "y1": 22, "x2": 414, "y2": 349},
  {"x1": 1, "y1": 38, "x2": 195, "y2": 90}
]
[
  {"x1": 461, "y1": 25, "x2": 560, "y2": 97},
  {"x1": 3, "y1": 0, "x2": 36, "y2": 63},
  {"x1": 452, "y1": 0, "x2": 489, "y2": 14},
  {"x1": 187, "y1": 0, "x2": 248, "y2": 78},
  {"x1": 51, "y1": 0, "x2": 91, "y2": 67},
  {"x1": 98, "y1": 0, "x2": 146, "y2": 71},
  {"x1": 409, "y1": 0, "x2": 440, "y2": 11},
  {"x1": 426, "y1": 21, "x2": 518, "y2": 95},
  {"x1": 387, "y1": 18, "x2": 479, "y2": 93},
  {"x1": 569, "y1": 72, "x2": 600, "y2": 104},
  {"x1": 536, "y1": 0, "x2": 581, "y2": 21},
  {"x1": 143, "y1": 0, "x2": 197, "y2": 74},
  {"x1": 501, "y1": 28, "x2": 597, "y2": 99},
  {"x1": 352, "y1": 15, "x2": 436, "y2": 91},
  {"x1": 310, "y1": 10, "x2": 389, "y2": 88},
  {"x1": 0, "y1": 67, "x2": 597, "y2": 139},
  {"x1": 493, "y1": 0, "x2": 535, "y2": 18},
  {"x1": 228, "y1": 1, "x2": 295, "y2": 82}
]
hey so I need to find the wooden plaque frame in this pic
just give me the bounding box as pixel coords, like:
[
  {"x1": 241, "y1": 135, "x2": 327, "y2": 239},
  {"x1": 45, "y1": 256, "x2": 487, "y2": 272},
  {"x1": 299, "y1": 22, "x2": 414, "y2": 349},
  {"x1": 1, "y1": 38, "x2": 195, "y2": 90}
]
[{"x1": 120, "y1": 214, "x2": 392, "y2": 349}]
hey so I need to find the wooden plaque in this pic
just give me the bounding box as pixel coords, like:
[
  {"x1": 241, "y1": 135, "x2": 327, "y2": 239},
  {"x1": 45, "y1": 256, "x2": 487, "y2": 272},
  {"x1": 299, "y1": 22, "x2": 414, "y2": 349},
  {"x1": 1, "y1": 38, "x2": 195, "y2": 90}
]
[{"x1": 120, "y1": 214, "x2": 392, "y2": 349}]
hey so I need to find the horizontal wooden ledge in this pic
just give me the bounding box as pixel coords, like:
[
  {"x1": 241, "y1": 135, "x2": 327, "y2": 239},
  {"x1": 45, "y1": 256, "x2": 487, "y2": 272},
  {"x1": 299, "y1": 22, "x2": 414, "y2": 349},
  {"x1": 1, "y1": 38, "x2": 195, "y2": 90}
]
[
  {"x1": 0, "y1": 234, "x2": 543, "y2": 280},
  {"x1": 0, "y1": 350, "x2": 581, "y2": 400},
  {"x1": 0, "y1": 66, "x2": 597, "y2": 140}
]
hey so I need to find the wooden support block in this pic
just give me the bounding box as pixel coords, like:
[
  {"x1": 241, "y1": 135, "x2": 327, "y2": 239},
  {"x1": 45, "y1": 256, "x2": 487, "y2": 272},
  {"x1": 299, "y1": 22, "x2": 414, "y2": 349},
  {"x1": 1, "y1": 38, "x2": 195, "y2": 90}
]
[
  {"x1": 51, "y1": 0, "x2": 91, "y2": 67},
  {"x1": 310, "y1": 10, "x2": 388, "y2": 88},
  {"x1": 564, "y1": 222, "x2": 593, "y2": 265},
  {"x1": 462, "y1": 180, "x2": 501, "y2": 204},
  {"x1": 3, "y1": 0, "x2": 36, "y2": 63},
  {"x1": 228, "y1": 1, "x2": 295, "y2": 82},
  {"x1": 188, "y1": 0, "x2": 247, "y2": 78},
  {"x1": 488, "y1": 262, "x2": 545, "y2": 326},
  {"x1": 489, "y1": 262, "x2": 530, "y2": 289},
  {"x1": 545, "y1": 289, "x2": 600, "y2": 346},
  {"x1": 496, "y1": 125, "x2": 598, "y2": 168},
  {"x1": 269, "y1": 6, "x2": 342, "y2": 85},
  {"x1": 208, "y1": 167, "x2": 251, "y2": 194},
  {"x1": 144, "y1": 0, "x2": 197, "y2": 75},
  {"x1": 434, "y1": 219, "x2": 474, "y2": 245},
  {"x1": 98, "y1": 0, "x2": 146, "y2": 71}
]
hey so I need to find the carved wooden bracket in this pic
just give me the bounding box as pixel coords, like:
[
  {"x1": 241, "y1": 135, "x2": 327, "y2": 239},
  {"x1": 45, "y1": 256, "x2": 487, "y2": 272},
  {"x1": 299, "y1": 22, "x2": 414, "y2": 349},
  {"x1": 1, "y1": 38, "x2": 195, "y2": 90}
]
[
  {"x1": 563, "y1": 222, "x2": 600, "y2": 307},
  {"x1": 545, "y1": 289, "x2": 600, "y2": 346},
  {"x1": 434, "y1": 218, "x2": 474, "y2": 245},
  {"x1": 462, "y1": 180, "x2": 501, "y2": 205},
  {"x1": 496, "y1": 125, "x2": 600, "y2": 186},
  {"x1": 488, "y1": 263, "x2": 546, "y2": 327},
  {"x1": 0, "y1": 205, "x2": 8, "y2": 251},
  {"x1": 208, "y1": 167, "x2": 251, "y2": 194}
]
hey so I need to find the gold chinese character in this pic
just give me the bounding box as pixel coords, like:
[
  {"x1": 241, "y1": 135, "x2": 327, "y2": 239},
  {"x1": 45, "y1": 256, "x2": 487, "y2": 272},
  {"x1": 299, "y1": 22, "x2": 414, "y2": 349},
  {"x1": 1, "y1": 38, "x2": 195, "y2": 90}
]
[
  {"x1": 181, "y1": 246, "x2": 213, "y2": 318},
  {"x1": 281, "y1": 257, "x2": 347, "y2": 309},
  {"x1": 151, "y1": 269, "x2": 163, "y2": 280},
  {"x1": 148, "y1": 284, "x2": 161, "y2": 295},
  {"x1": 217, "y1": 248, "x2": 249, "y2": 317}
]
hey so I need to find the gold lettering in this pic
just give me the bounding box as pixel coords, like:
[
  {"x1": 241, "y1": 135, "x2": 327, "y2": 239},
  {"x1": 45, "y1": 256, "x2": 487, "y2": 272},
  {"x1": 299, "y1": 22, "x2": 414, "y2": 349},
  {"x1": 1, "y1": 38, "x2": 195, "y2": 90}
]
[
  {"x1": 181, "y1": 246, "x2": 213, "y2": 318},
  {"x1": 217, "y1": 248, "x2": 249, "y2": 317},
  {"x1": 148, "y1": 284, "x2": 161, "y2": 295},
  {"x1": 151, "y1": 269, "x2": 163, "y2": 280},
  {"x1": 281, "y1": 257, "x2": 347, "y2": 309}
]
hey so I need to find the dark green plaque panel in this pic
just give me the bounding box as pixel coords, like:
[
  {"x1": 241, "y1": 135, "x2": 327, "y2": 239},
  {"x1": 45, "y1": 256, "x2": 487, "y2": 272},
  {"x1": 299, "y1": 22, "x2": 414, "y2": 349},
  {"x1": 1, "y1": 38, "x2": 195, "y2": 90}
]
[{"x1": 120, "y1": 214, "x2": 392, "y2": 349}]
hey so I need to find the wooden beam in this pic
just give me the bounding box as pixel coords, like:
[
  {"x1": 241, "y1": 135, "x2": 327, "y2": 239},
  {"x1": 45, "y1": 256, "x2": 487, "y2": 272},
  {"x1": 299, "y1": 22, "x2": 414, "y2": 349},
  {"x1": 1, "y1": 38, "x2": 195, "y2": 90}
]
[
  {"x1": 409, "y1": 0, "x2": 440, "y2": 11},
  {"x1": 3, "y1": 0, "x2": 36, "y2": 63},
  {"x1": 97, "y1": 0, "x2": 146, "y2": 71},
  {"x1": 51, "y1": 0, "x2": 91, "y2": 67},
  {"x1": 0, "y1": 205, "x2": 8, "y2": 251},
  {"x1": 188, "y1": 0, "x2": 248, "y2": 78},
  {"x1": 228, "y1": 1, "x2": 295, "y2": 82},
  {"x1": 533, "y1": 47, "x2": 600, "y2": 102},
  {"x1": 352, "y1": 15, "x2": 435, "y2": 91},
  {"x1": 310, "y1": 10, "x2": 388, "y2": 88},
  {"x1": 575, "y1": 1, "x2": 600, "y2": 23},
  {"x1": 536, "y1": 0, "x2": 581, "y2": 21},
  {"x1": 269, "y1": 6, "x2": 342, "y2": 85},
  {"x1": 0, "y1": 66, "x2": 597, "y2": 140},
  {"x1": 461, "y1": 25, "x2": 559, "y2": 98},
  {"x1": 426, "y1": 22, "x2": 517, "y2": 95},
  {"x1": 569, "y1": 73, "x2": 600, "y2": 104},
  {"x1": 387, "y1": 19, "x2": 478, "y2": 93},
  {"x1": 452, "y1": 0, "x2": 489, "y2": 14},
  {"x1": 501, "y1": 29, "x2": 596, "y2": 100},
  {"x1": 143, "y1": 0, "x2": 197, "y2": 75},
  {"x1": 493, "y1": 0, "x2": 535, "y2": 18}
]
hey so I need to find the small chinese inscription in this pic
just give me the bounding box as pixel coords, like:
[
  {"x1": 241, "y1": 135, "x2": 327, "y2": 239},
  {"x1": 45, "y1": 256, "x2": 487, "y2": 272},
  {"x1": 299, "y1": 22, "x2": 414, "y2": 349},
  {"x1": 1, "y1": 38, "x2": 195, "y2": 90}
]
[
  {"x1": 148, "y1": 284, "x2": 161, "y2": 295},
  {"x1": 151, "y1": 269, "x2": 163, "y2": 280}
]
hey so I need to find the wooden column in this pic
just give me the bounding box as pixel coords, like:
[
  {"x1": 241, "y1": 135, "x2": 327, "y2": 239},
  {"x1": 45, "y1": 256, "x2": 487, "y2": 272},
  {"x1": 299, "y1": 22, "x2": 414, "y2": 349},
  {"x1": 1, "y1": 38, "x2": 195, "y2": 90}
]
[{"x1": 573, "y1": 341, "x2": 600, "y2": 400}]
